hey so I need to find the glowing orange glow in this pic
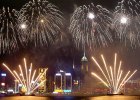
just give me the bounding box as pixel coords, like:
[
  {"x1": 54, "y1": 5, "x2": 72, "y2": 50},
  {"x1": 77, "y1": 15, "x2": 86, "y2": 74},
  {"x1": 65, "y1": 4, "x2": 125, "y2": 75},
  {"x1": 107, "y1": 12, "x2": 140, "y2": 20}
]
[
  {"x1": 2, "y1": 58, "x2": 48, "y2": 94},
  {"x1": 91, "y1": 53, "x2": 137, "y2": 94}
]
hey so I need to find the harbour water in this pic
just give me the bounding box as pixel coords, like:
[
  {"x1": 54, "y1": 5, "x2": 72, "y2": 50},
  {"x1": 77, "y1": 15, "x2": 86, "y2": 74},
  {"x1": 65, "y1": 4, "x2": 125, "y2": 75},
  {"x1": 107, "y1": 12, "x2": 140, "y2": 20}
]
[{"x1": 0, "y1": 95, "x2": 140, "y2": 100}]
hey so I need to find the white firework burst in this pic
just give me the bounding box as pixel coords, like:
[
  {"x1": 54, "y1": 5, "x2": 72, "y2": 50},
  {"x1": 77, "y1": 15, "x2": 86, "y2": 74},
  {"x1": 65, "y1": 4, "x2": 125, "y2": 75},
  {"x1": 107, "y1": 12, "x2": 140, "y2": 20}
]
[
  {"x1": 113, "y1": 0, "x2": 140, "y2": 47},
  {"x1": 69, "y1": 3, "x2": 113, "y2": 49},
  {"x1": 0, "y1": 7, "x2": 24, "y2": 54},
  {"x1": 18, "y1": 0, "x2": 63, "y2": 47}
]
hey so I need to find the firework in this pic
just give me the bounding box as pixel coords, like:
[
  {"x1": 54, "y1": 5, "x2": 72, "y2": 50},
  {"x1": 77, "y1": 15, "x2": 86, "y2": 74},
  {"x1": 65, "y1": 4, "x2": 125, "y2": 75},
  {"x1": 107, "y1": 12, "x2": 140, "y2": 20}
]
[
  {"x1": 113, "y1": 0, "x2": 140, "y2": 47},
  {"x1": 0, "y1": 7, "x2": 23, "y2": 54},
  {"x1": 91, "y1": 53, "x2": 137, "y2": 94},
  {"x1": 69, "y1": 3, "x2": 112, "y2": 49},
  {"x1": 19, "y1": 0, "x2": 63, "y2": 46},
  {"x1": 2, "y1": 58, "x2": 48, "y2": 94}
]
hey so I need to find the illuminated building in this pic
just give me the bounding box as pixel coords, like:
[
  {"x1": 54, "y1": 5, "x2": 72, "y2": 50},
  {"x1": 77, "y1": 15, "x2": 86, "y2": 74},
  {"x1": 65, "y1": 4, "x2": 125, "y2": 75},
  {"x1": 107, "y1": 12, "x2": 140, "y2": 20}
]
[
  {"x1": 54, "y1": 70, "x2": 72, "y2": 93},
  {"x1": 46, "y1": 76, "x2": 54, "y2": 92},
  {"x1": 65, "y1": 73, "x2": 72, "y2": 90},
  {"x1": 0, "y1": 73, "x2": 6, "y2": 92},
  {"x1": 38, "y1": 68, "x2": 47, "y2": 93},
  {"x1": 54, "y1": 73, "x2": 62, "y2": 91},
  {"x1": 14, "y1": 80, "x2": 19, "y2": 93}
]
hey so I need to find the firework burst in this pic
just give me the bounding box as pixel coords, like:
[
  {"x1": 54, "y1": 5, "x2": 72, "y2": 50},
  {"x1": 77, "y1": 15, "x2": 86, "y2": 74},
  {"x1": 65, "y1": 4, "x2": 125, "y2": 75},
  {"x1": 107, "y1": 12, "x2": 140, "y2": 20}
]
[
  {"x1": 0, "y1": 7, "x2": 23, "y2": 54},
  {"x1": 91, "y1": 53, "x2": 137, "y2": 94},
  {"x1": 2, "y1": 58, "x2": 48, "y2": 94},
  {"x1": 19, "y1": 0, "x2": 63, "y2": 47},
  {"x1": 69, "y1": 3, "x2": 113, "y2": 49},
  {"x1": 113, "y1": 0, "x2": 140, "y2": 47}
]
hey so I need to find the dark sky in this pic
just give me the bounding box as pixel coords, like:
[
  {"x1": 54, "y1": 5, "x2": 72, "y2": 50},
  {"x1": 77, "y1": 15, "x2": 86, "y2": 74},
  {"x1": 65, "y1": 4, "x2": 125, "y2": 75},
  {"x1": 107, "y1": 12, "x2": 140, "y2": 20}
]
[
  {"x1": 0, "y1": 0, "x2": 140, "y2": 80},
  {"x1": 0, "y1": 0, "x2": 118, "y2": 11}
]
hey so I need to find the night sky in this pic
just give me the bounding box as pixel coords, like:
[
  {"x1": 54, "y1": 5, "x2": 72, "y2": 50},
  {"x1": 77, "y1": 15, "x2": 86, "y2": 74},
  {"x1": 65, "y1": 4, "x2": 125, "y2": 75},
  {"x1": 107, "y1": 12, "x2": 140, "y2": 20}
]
[
  {"x1": 0, "y1": 0, "x2": 140, "y2": 81},
  {"x1": 0, "y1": 0, "x2": 118, "y2": 10}
]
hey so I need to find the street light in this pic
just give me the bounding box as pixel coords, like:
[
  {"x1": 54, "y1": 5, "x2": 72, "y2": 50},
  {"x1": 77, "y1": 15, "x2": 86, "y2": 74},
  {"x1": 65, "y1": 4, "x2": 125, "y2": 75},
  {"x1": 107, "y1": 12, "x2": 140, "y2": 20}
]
[
  {"x1": 120, "y1": 16, "x2": 127, "y2": 24},
  {"x1": 88, "y1": 12, "x2": 95, "y2": 19}
]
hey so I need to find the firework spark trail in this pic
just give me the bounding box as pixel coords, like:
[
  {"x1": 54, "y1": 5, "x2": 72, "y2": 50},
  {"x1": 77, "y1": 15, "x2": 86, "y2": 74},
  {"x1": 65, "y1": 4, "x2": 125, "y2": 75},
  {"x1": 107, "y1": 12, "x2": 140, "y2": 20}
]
[
  {"x1": 91, "y1": 72, "x2": 109, "y2": 87},
  {"x1": 116, "y1": 70, "x2": 123, "y2": 91},
  {"x1": 31, "y1": 68, "x2": 48, "y2": 91},
  {"x1": 2, "y1": 63, "x2": 18, "y2": 81},
  {"x1": 2, "y1": 58, "x2": 48, "y2": 94},
  {"x1": 69, "y1": 3, "x2": 112, "y2": 49},
  {"x1": 116, "y1": 70, "x2": 130, "y2": 91},
  {"x1": 91, "y1": 53, "x2": 137, "y2": 94},
  {"x1": 31, "y1": 80, "x2": 46, "y2": 93},
  {"x1": 113, "y1": 0, "x2": 140, "y2": 47},
  {"x1": 19, "y1": 0, "x2": 63, "y2": 47},
  {"x1": 92, "y1": 56, "x2": 111, "y2": 87},
  {"x1": 117, "y1": 61, "x2": 122, "y2": 82},
  {"x1": 101, "y1": 55, "x2": 113, "y2": 88},
  {"x1": 117, "y1": 69, "x2": 137, "y2": 93},
  {"x1": 24, "y1": 58, "x2": 28, "y2": 91},
  {"x1": 28, "y1": 63, "x2": 32, "y2": 92},
  {"x1": 13, "y1": 70, "x2": 24, "y2": 86},
  {"x1": 19, "y1": 65, "x2": 27, "y2": 88},
  {"x1": 116, "y1": 61, "x2": 122, "y2": 89},
  {"x1": 110, "y1": 66, "x2": 115, "y2": 91},
  {"x1": 114, "y1": 54, "x2": 117, "y2": 92},
  {"x1": 30, "y1": 70, "x2": 36, "y2": 91},
  {"x1": 0, "y1": 7, "x2": 20, "y2": 54}
]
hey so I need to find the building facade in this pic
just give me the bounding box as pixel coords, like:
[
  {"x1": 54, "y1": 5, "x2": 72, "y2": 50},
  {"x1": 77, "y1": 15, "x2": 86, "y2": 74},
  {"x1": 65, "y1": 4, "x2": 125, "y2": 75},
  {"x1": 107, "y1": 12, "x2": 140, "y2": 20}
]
[
  {"x1": 54, "y1": 70, "x2": 72, "y2": 93},
  {"x1": 38, "y1": 68, "x2": 47, "y2": 93}
]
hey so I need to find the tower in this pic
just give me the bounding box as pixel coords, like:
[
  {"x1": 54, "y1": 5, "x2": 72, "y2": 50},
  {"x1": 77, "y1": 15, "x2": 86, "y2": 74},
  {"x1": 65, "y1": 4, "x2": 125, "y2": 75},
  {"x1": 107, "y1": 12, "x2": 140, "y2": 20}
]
[
  {"x1": 80, "y1": 53, "x2": 88, "y2": 92},
  {"x1": 81, "y1": 52, "x2": 88, "y2": 73}
]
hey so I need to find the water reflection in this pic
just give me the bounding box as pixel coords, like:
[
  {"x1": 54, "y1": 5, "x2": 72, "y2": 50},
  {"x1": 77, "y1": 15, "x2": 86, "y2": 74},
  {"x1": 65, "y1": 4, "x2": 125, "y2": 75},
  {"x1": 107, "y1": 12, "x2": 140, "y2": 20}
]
[
  {"x1": 89, "y1": 96, "x2": 140, "y2": 100},
  {"x1": 0, "y1": 96, "x2": 140, "y2": 100}
]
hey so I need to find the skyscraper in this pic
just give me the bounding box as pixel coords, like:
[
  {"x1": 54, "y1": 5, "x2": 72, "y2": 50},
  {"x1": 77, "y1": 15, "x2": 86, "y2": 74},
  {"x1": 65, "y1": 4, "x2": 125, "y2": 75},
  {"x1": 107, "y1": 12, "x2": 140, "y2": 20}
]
[
  {"x1": 54, "y1": 72, "x2": 62, "y2": 90},
  {"x1": 46, "y1": 76, "x2": 54, "y2": 92},
  {"x1": 65, "y1": 73, "x2": 72, "y2": 90},
  {"x1": 38, "y1": 68, "x2": 47, "y2": 93},
  {"x1": 54, "y1": 70, "x2": 72, "y2": 93}
]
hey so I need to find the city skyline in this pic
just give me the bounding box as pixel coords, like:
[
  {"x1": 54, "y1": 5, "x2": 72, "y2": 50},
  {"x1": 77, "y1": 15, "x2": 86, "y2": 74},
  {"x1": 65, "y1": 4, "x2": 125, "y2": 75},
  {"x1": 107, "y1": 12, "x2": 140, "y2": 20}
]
[{"x1": 0, "y1": 0, "x2": 140, "y2": 95}]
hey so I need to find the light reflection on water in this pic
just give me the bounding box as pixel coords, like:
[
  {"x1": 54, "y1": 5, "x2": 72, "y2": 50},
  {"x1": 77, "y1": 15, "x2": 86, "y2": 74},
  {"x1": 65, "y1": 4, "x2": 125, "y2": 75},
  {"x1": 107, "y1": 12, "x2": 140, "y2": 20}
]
[
  {"x1": 0, "y1": 96, "x2": 51, "y2": 100},
  {"x1": 0, "y1": 96, "x2": 140, "y2": 100},
  {"x1": 89, "y1": 96, "x2": 140, "y2": 100}
]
